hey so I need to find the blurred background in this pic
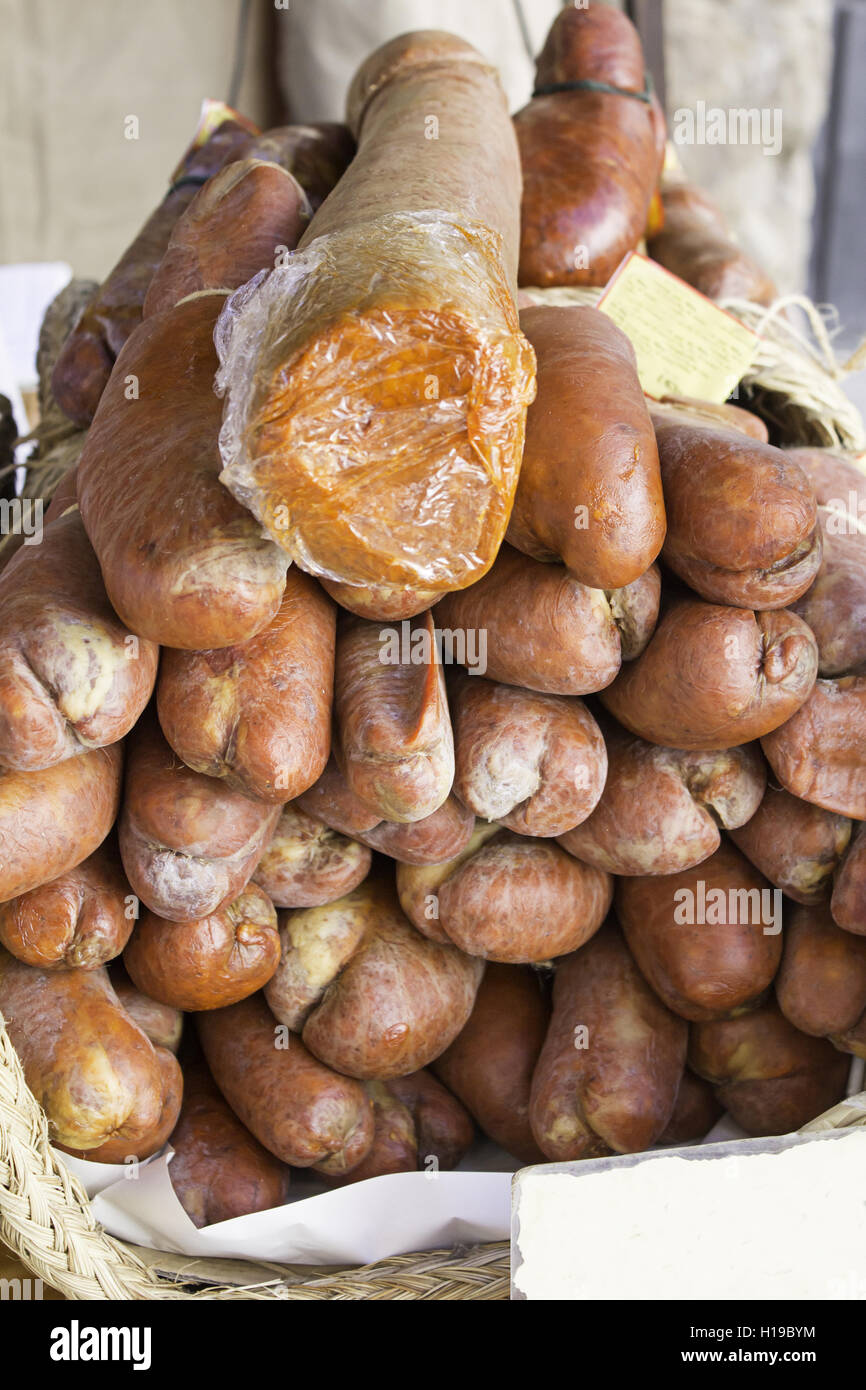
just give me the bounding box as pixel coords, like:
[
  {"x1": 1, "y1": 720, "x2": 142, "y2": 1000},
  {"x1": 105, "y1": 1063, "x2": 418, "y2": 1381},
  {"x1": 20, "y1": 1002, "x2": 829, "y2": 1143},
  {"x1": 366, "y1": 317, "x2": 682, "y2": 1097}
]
[{"x1": 0, "y1": 0, "x2": 864, "y2": 417}]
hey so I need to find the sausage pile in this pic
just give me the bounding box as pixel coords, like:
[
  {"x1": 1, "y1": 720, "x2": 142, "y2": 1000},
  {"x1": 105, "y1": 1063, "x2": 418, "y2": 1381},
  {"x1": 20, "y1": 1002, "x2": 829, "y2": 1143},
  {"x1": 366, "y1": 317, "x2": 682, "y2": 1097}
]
[{"x1": 0, "y1": 9, "x2": 860, "y2": 1232}]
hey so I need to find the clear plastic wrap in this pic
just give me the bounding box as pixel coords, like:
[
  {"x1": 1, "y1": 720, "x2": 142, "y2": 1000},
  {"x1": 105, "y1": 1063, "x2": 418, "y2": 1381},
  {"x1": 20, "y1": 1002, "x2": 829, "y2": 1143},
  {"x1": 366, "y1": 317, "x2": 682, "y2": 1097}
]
[{"x1": 214, "y1": 209, "x2": 536, "y2": 619}]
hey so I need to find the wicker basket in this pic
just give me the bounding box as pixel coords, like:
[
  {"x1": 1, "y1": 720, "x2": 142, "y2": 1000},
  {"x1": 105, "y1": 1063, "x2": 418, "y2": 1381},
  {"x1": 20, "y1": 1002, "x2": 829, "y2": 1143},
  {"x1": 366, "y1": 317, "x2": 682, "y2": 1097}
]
[{"x1": 1, "y1": 286, "x2": 864, "y2": 1300}]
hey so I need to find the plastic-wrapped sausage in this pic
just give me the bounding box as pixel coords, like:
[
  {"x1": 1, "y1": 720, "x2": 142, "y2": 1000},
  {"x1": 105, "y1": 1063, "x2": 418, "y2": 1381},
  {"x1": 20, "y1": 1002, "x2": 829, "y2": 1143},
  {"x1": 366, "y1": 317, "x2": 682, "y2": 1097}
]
[
  {"x1": 157, "y1": 569, "x2": 335, "y2": 803},
  {"x1": 507, "y1": 306, "x2": 664, "y2": 588},
  {"x1": 215, "y1": 31, "x2": 536, "y2": 619}
]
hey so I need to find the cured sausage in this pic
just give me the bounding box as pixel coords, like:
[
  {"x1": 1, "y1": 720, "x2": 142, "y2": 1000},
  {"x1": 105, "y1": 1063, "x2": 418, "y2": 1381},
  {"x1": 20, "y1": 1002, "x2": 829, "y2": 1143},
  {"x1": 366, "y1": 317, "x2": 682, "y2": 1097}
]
[
  {"x1": 252, "y1": 802, "x2": 371, "y2": 908},
  {"x1": 109, "y1": 965, "x2": 183, "y2": 1053},
  {"x1": 215, "y1": 31, "x2": 536, "y2": 619},
  {"x1": 119, "y1": 712, "x2": 279, "y2": 923},
  {"x1": 776, "y1": 901, "x2": 866, "y2": 1039},
  {"x1": 0, "y1": 841, "x2": 132, "y2": 969},
  {"x1": 761, "y1": 676, "x2": 866, "y2": 821},
  {"x1": 648, "y1": 180, "x2": 776, "y2": 305},
  {"x1": 157, "y1": 569, "x2": 335, "y2": 803},
  {"x1": 507, "y1": 306, "x2": 664, "y2": 588},
  {"x1": 730, "y1": 786, "x2": 851, "y2": 906}
]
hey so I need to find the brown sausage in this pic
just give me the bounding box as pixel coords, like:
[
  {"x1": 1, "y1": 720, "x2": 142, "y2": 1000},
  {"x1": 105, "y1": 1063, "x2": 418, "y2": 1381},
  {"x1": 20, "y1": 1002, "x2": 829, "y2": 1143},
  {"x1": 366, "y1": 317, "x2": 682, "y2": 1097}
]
[
  {"x1": 197, "y1": 993, "x2": 374, "y2": 1174},
  {"x1": 143, "y1": 160, "x2": 310, "y2": 317},
  {"x1": 0, "y1": 840, "x2": 132, "y2": 969},
  {"x1": 168, "y1": 1051, "x2": 290, "y2": 1226},
  {"x1": 601, "y1": 598, "x2": 818, "y2": 749},
  {"x1": 385, "y1": 1069, "x2": 475, "y2": 1171},
  {"x1": 215, "y1": 32, "x2": 535, "y2": 620},
  {"x1": 62, "y1": 1046, "x2": 183, "y2": 1164},
  {"x1": 124, "y1": 884, "x2": 280, "y2": 1012},
  {"x1": 397, "y1": 824, "x2": 613, "y2": 963},
  {"x1": 730, "y1": 786, "x2": 851, "y2": 906},
  {"x1": 450, "y1": 674, "x2": 607, "y2": 837},
  {"x1": 831, "y1": 822, "x2": 866, "y2": 934},
  {"x1": 529, "y1": 924, "x2": 687, "y2": 1161},
  {"x1": 109, "y1": 964, "x2": 183, "y2": 1053},
  {"x1": 297, "y1": 757, "x2": 474, "y2": 865},
  {"x1": 51, "y1": 114, "x2": 255, "y2": 427},
  {"x1": 157, "y1": 569, "x2": 335, "y2": 803},
  {"x1": 77, "y1": 294, "x2": 288, "y2": 650},
  {"x1": 559, "y1": 717, "x2": 765, "y2": 875},
  {"x1": 321, "y1": 1082, "x2": 418, "y2": 1185},
  {"x1": 265, "y1": 875, "x2": 484, "y2": 1079},
  {"x1": 507, "y1": 306, "x2": 665, "y2": 588},
  {"x1": 776, "y1": 901, "x2": 866, "y2": 1038},
  {"x1": 761, "y1": 676, "x2": 866, "y2": 820},
  {"x1": 647, "y1": 180, "x2": 776, "y2": 305},
  {"x1": 432, "y1": 963, "x2": 549, "y2": 1162},
  {"x1": 0, "y1": 508, "x2": 158, "y2": 771},
  {"x1": 0, "y1": 948, "x2": 177, "y2": 1153},
  {"x1": 653, "y1": 396, "x2": 769, "y2": 442},
  {"x1": 653, "y1": 416, "x2": 821, "y2": 609},
  {"x1": 689, "y1": 1001, "x2": 850, "y2": 1135},
  {"x1": 616, "y1": 841, "x2": 783, "y2": 1021},
  {"x1": 514, "y1": 6, "x2": 663, "y2": 287},
  {"x1": 252, "y1": 802, "x2": 371, "y2": 908},
  {"x1": 334, "y1": 612, "x2": 453, "y2": 823},
  {"x1": 0, "y1": 744, "x2": 122, "y2": 903},
  {"x1": 118, "y1": 712, "x2": 280, "y2": 923},
  {"x1": 435, "y1": 545, "x2": 660, "y2": 696},
  {"x1": 789, "y1": 450, "x2": 866, "y2": 677},
  {"x1": 243, "y1": 122, "x2": 355, "y2": 214},
  {"x1": 659, "y1": 1069, "x2": 724, "y2": 1145}
]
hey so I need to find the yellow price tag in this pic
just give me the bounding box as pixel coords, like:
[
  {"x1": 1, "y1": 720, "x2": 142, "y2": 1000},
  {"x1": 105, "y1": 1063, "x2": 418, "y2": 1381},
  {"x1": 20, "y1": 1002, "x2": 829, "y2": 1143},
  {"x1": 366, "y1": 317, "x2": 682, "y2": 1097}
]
[{"x1": 597, "y1": 252, "x2": 757, "y2": 403}]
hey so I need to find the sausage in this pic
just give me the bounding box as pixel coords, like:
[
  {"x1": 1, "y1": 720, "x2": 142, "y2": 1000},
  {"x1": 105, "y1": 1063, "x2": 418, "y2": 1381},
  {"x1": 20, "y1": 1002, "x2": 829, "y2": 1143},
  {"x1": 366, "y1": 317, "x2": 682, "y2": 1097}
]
[
  {"x1": 118, "y1": 712, "x2": 280, "y2": 923},
  {"x1": 760, "y1": 676, "x2": 866, "y2": 820},
  {"x1": 396, "y1": 824, "x2": 613, "y2": 963},
  {"x1": 214, "y1": 31, "x2": 535, "y2": 620},
  {"x1": 506, "y1": 306, "x2": 665, "y2": 588},
  {"x1": 689, "y1": 1001, "x2": 850, "y2": 1136},
  {"x1": 659, "y1": 1069, "x2": 724, "y2": 1145},
  {"x1": 514, "y1": 6, "x2": 664, "y2": 287},
  {"x1": 243, "y1": 122, "x2": 355, "y2": 213},
  {"x1": 450, "y1": 674, "x2": 607, "y2": 837},
  {"x1": 601, "y1": 598, "x2": 818, "y2": 749},
  {"x1": 0, "y1": 948, "x2": 179, "y2": 1154},
  {"x1": 0, "y1": 507, "x2": 158, "y2": 771},
  {"x1": 334, "y1": 612, "x2": 453, "y2": 823},
  {"x1": 62, "y1": 1046, "x2": 183, "y2": 1164},
  {"x1": 434, "y1": 545, "x2": 660, "y2": 696},
  {"x1": 788, "y1": 448, "x2": 866, "y2": 677},
  {"x1": 432, "y1": 963, "x2": 549, "y2": 1162},
  {"x1": 321, "y1": 1082, "x2": 418, "y2": 1185},
  {"x1": 831, "y1": 822, "x2": 866, "y2": 934},
  {"x1": 776, "y1": 901, "x2": 866, "y2": 1039},
  {"x1": 0, "y1": 744, "x2": 122, "y2": 903},
  {"x1": 197, "y1": 993, "x2": 374, "y2": 1174},
  {"x1": 157, "y1": 569, "x2": 335, "y2": 803},
  {"x1": 77, "y1": 293, "x2": 288, "y2": 650},
  {"x1": 558, "y1": 717, "x2": 765, "y2": 875},
  {"x1": 529, "y1": 924, "x2": 687, "y2": 1161},
  {"x1": 252, "y1": 802, "x2": 371, "y2": 908},
  {"x1": 51, "y1": 114, "x2": 255, "y2": 427},
  {"x1": 142, "y1": 159, "x2": 310, "y2": 318},
  {"x1": 647, "y1": 180, "x2": 776, "y2": 305},
  {"x1": 264, "y1": 875, "x2": 484, "y2": 1079},
  {"x1": 616, "y1": 841, "x2": 783, "y2": 1021},
  {"x1": 297, "y1": 757, "x2": 474, "y2": 865},
  {"x1": 0, "y1": 840, "x2": 132, "y2": 969},
  {"x1": 109, "y1": 965, "x2": 183, "y2": 1053},
  {"x1": 385, "y1": 1069, "x2": 475, "y2": 1171},
  {"x1": 123, "y1": 884, "x2": 280, "y2": 1011},
  {"x1": 652, "y1": 415, "x2": 821, "y2": 609},
  {"x1": 168, "y1": 1050, "x2": 290, "y2": 1227},
  {"x1": 729, "y1": 786, "x2": 851, "y2": 906},
  {"x1": 653, "y1": 395, "x2": 769, "y2": 442}
]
